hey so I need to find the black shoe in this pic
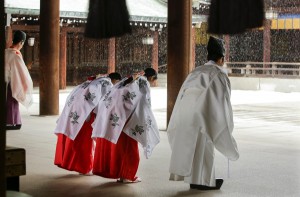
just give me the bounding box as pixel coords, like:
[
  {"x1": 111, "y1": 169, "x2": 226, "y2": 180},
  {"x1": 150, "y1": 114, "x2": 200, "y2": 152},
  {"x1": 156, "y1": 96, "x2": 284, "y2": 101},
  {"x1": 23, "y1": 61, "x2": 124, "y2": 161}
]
[
  {"x1": 6, "y1": 124, "x2": 22, "y2": 130},
  {"x1": 190, "y1": 179, "x2": 223, "y2": 190},
  {"x1": 215, "y1": 179, "x2": 224, "y2": 189}
]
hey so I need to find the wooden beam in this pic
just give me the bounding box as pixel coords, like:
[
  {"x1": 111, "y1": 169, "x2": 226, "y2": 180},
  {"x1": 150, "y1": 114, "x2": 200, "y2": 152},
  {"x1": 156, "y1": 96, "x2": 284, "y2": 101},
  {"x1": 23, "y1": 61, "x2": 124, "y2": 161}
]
[
  {"x1": 276, "y1": 7, "x2": 300, "y2": 14},
  {"x1": 11, "y1": 25, "x2": 39, "y2": 31},
  {"x1": 62, "y1": 26, "x2": 84, "y2": 33}
]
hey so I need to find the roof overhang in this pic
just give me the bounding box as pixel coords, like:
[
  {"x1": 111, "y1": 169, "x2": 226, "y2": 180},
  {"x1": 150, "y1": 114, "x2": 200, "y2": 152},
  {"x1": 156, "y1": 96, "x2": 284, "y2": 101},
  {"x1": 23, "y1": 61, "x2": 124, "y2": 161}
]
[{"x1": 5, "y1": 0, "x2": 208, "y2": 24}]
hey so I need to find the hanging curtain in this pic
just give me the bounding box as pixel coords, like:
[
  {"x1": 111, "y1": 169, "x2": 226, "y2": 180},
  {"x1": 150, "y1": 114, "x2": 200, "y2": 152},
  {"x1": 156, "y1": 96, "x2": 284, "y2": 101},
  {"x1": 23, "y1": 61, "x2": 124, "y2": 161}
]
[
  {"x1": 208, "y1": 0, "x2": 265, "y2": 34},
  {"x1": 85, "y1": 0, "x2": 132, "y2": 39}
]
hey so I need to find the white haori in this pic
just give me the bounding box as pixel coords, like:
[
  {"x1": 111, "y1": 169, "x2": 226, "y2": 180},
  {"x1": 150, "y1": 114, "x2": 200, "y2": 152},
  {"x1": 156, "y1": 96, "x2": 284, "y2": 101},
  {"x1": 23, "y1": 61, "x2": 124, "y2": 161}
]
[
  {"x1": 54, "y1": 77, "x2": 113, "y2": 140},
  {"x1": 168, "y1": 62, "x2": 239, "y2": 186},
  {"x1": 91, "y1": 77, "x2": 141, "y2": 143},
  {"x1": 123, "y1": 78, "x2": 160, "y2": 159},
  {"x1": 5, "y1": 48, "x2": 33, "y2": 108},
  {"x1": 92, "y1": 76, "x2": 160, "y2": 158}
]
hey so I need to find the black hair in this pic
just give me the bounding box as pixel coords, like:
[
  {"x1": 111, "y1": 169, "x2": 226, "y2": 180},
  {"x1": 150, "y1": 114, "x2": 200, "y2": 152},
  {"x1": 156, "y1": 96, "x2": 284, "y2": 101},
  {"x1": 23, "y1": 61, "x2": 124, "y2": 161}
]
[
  {"x1": 108, "y1": 72, "x2": 122, "y2": 80},
  {"x1": 207, "y1": 54, "x2": 224, "y2": 62},
  {"x1": 13, "y1": 30, "x2": 26, "y2": 44},
  {"x1": 144, "y1": 68, "x2": 158, "y2": 80}
]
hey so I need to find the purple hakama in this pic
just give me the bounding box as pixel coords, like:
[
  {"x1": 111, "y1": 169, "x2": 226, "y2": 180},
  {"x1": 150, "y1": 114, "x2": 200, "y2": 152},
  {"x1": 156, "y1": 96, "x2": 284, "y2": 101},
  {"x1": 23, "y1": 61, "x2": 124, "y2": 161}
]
[{"x1": 6, "y1": 83, "x2": 21, "y2": 126}]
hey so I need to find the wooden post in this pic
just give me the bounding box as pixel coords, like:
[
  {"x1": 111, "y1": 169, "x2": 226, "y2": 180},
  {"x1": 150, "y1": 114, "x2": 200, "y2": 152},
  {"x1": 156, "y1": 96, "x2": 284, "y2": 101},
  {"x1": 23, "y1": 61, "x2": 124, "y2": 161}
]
[
  {"x1": 39, "y1": 0, "x2": 60, "y2": 115},
  {"x1": 73, "y1": 34, "x2": 79, "y2": 84},
  {"x1": 263, "y1": 19, "x2": 271, "y2": 72},
  {"x1": 152, "y1": 30, "x2": 159, "y2": 72},
  {"x1": 224, "y1": 35, "x2": 230, "y2": 62},
  {"x1": 108, "y1": 38, "x2": 116, "y2": 74},
  {"x1": 59, "y1": 28, "x2": 67, "y2": 89},
  {"x1": 152, "y1": 30, "x2": 159, "y2": 87},
  {"x1": 5, "y1": 26, "x2": 12, "y2": 49},
  {"x1": 191, "y1": 27, "x2": 196, "y2": 68},
  {"x1": 167, "y1": 0, "x2": 193, "y2": 124},
  {"x1": 0, "y1": 1, "x2": 6, "y2": 196}
]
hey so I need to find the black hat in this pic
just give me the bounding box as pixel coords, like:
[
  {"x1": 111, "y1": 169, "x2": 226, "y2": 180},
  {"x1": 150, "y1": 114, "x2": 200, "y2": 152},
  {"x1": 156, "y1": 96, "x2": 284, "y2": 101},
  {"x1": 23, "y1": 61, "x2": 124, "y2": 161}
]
[
  {"x1": 207, "y1": 36, "x2": 225, "y2": 57},
  {"x1": 144, "y1": 68, "x2": 158, "y2": 79},
  {"x1": 108, "y1": 72, "x2": 122, "y2": 80},
  {"x1": 13, "y1": 30, "x2": 26, "y2": 44}
]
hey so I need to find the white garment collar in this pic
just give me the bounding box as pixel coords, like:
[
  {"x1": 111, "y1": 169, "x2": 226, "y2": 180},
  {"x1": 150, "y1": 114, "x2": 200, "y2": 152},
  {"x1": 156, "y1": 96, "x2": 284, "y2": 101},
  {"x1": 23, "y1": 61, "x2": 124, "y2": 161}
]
[
  {"x1": 204, "y1": 60, "x2": 228, "y2": 75},
  {"x1": 204, "y1": 60, "x2": 218, "y2": 66}
]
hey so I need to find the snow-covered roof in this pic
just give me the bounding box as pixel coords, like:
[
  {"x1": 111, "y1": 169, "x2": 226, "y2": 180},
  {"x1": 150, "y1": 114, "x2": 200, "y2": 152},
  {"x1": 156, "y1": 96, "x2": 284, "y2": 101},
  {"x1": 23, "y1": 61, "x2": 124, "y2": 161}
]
[
  {"x1": 4, "y1": 0, "x2": 206, "y2": 23},
  {"x1": 4, "y1": 0, "x2": 166, "y2": 22}
]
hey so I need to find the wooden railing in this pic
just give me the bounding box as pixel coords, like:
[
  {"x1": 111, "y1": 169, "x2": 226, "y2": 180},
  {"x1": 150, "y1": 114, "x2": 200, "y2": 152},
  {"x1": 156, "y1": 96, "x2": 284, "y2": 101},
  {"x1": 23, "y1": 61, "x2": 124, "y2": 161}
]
[
  {"x1": 158, "y1": 62, "x2": 300, "y2": 78},
  {"x1": 225, "y1": 62, "x2": 300, "y2": 78}
]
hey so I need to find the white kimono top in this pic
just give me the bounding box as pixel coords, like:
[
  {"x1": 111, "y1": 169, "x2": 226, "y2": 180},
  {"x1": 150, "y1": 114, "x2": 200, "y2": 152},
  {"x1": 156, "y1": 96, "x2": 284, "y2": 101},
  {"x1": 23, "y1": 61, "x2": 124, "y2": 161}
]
[
  {"x1": 54, "y1": 77, "x2": 113, "y2": 140},
  {"x1": 92, "y1": 76, "x2": 160, "y2": 158},
  {"x1": 5, "y1": 48, "x2": 33, "y2": 108},
  {"x1": 168, "y1": 61, "x2": 239, "y2": 186}
]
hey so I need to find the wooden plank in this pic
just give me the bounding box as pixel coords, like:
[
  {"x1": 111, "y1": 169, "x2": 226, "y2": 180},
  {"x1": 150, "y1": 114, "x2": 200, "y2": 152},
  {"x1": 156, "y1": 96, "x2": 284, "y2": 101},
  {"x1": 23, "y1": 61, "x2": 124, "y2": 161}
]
[{"x1": 5, "y1": 147, "x2": 26, "y2": 177}]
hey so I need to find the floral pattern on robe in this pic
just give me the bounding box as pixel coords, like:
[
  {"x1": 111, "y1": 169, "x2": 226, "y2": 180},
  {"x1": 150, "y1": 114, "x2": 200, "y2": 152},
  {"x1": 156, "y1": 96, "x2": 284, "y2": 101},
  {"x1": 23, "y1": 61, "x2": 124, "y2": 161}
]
[
  {"x1": 92, "y1": 76, "x2": 160, "y2": 158},
  {"x1": 54, "y1": 77, "x2": 113, "y2": 140}
]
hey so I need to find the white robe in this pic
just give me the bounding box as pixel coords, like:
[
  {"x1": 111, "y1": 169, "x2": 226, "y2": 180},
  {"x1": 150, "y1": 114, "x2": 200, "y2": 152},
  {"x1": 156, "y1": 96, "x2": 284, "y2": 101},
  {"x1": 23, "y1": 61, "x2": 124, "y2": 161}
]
[
  {"x1": 123, "y1": 77, "x2": 160, "y2": 159},
  {"x1": 167, "y1": 61, "x2": 239, "y2": 186},
  {"x1": 5, "y1": 48, "x2": 33, "y2": 108},
  {"x1": 54, "y1": 77, "x2": 113, "y2": 140},
  {"x1": 92, "y1": 76, "x2": 160, "y2": 158}
]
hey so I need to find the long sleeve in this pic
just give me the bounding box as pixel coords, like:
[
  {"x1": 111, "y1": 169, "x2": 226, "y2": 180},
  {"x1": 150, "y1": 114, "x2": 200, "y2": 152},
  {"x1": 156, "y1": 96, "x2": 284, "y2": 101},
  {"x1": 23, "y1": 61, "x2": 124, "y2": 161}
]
[
  {"x1": 7, "y1": 51, "x2": 33, "y2": 108},
  {"x1": 205, "y1": 73, "x2": 239, "y2": 160}
]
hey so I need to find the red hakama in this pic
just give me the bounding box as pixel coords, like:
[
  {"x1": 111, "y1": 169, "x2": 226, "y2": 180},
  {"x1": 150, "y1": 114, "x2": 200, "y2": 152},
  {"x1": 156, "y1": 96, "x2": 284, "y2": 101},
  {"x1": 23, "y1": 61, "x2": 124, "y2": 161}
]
[
  {"x1": 93, "y1": 132, "x2": 140, "y2": 181},
  {"x1": 54, "y1": 113, "x2": 95, "y2": 174}
]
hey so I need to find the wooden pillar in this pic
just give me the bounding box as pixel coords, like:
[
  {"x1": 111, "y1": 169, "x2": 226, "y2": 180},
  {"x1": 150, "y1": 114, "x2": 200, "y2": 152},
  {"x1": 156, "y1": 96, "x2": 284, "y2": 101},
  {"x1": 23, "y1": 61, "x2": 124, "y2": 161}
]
[
  {"x1": 5, "y1": 26, "x2": 12, "y2": 48},
  {"x1": 152, "y1": 30, "x2": 159, "y2": 87},
  {"x1": 167, "y1": 0, "x2": 193, "y2": 124},
  {"x1": 73, "y1": 35, "x2": 79, "y2": 84},
  {"x1": 224, "y1": 35, "x2": 230, "y2": 62},
  {"x1": 59, "y1": 28, "x2": 67, "y2": 89},
  {"x1": 152, "y1": 30, "x2": 159, "y2": 71},
  {"x1": 39, "y1": 0, "x2": 60, "y2": 115},
  {"x1": 0, "y1": 2, "x2": 6, "y2": 196},
  {"x1": 108, "y1": 38, "x2": 116, "y2": 74},
  {"x1": 263, "y1": 19, "x2": 271, "y2": 69},
  {"x1": 191, "y1": 27, "x2": 196, "y2": 68}
]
